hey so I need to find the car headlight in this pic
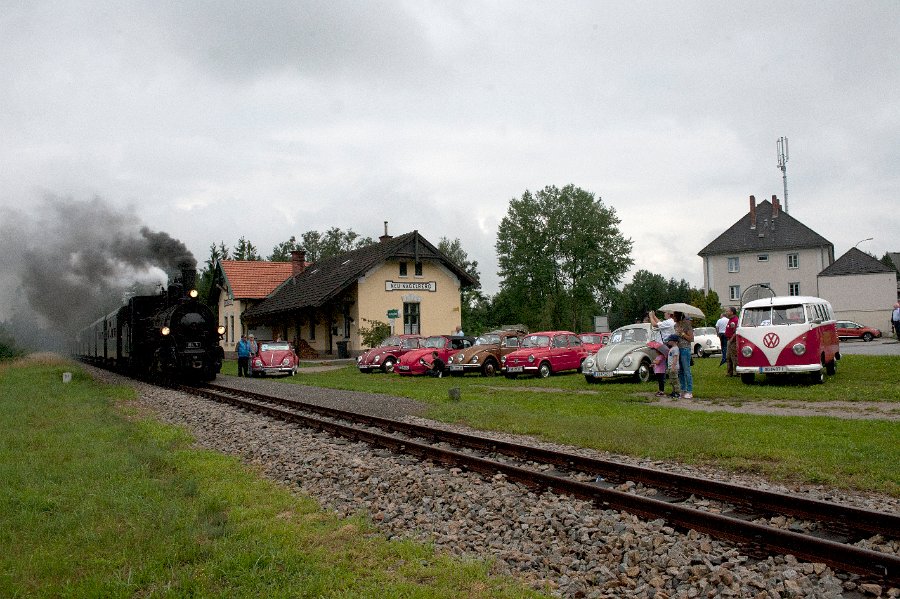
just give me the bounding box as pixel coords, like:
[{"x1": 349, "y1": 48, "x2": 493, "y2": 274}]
[
  {"x1": 357, "y1": 356, "x2": 362, "y2": 364},
  {"x1": 281, "y1": 357, "x2": 291, "y2": 366},
  {"x1": 622, "y1": 355, "x2": 633, "y2": 367},
  {"x1": 501, "y1": 356, "x2": 507, "y2": 364},
  {"x1": 254, "y1": 359, "x2": 262, "y2": 366},
  {"x1": 742, "y1": 346, "x2": 752, "y2": 357},
  {"x1": 528, "y1": 354, "x2": 535, "y2": 363},
  {"x1": 585, "y1": 357, "x2": 594, "y2": 368},
  {"x1": 470, "y1": 355, "x2": 479, "y2": 364},
  {"x1": 374, "y1": 354, "x2": 381, "y2": 362},
  {"x1": 792, "y1": 343, "x2": 806, "y2": 356}
]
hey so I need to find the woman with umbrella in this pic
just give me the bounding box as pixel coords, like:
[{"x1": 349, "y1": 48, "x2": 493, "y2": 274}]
[{"x1": 658, "y1": 303, "x2": 703, "y2": 400}]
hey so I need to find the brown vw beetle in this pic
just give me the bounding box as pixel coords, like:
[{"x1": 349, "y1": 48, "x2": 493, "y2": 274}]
[{"x1": 446, "y1": 327, "x2": 528, "y2": 377}]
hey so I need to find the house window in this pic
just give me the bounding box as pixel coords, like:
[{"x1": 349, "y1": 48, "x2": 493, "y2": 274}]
[
  {"x1": 789, "y1": 282, "x2": 800, "y2": 296},
  {"x1": 414, "y1": 261, "x2": 423, "y2": 276},
  {"x1": 787, "y1": 253, "x2": 799, "y2": 269},
  {"x1": 223, "y1": 318, "x2": 228, "y2": 343},
  {"x1": 403, "y1": 302, "x2": 420, "y2": 335},
  {"x1": 757, "y1": 254, "x2": 769, "y2": 262},
  {"x1": 230, "y1": 315, "x2": 235, "y2": 343},
  {"x1": 728, "y1": 257, "x2": 739, "y2": 273},
  {"x1": 729, "y1": 285, "x2": 740, "y2": 301},
  {"x1": 309, "y1": 317, "x2": 316, "y2": 341},
  {"x1": 399, "y1": 262, "x2": 407, "y2": 277}
]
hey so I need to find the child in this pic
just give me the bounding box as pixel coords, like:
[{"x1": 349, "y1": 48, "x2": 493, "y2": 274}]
[
  {"x1": 647, "y1": 340, "x2": 667, "y2": 397},
  {"x1": 665, "y1": 334, "x2": 682, "y2": 399}
]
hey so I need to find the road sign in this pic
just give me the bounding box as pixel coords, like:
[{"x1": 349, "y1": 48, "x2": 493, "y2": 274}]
[{"x1": 387, "y1": 309, "x2": 399, "y2": 319}]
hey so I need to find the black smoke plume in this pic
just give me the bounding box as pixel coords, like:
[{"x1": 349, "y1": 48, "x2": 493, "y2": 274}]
[{"x1": 0, "y1": 195, "x2": 197, "y2": 343}]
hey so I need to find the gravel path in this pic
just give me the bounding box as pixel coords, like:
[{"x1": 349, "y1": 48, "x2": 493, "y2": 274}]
[{"x1": 88, "y1": 367, "x2": 898, "y2": 598}]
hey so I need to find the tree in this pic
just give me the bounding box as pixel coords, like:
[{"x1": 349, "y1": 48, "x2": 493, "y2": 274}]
[
  {"x1": 232, "y1": 237, "x2": 260, "y2": 261},
  {"x1": 196, "y1": 241, "x2": 231, "y2": 307},
  {"x1": 268, "y1": 236, "x2": 302, "y2": 262},
  {"x1": 299, "y1": 228, "x2": 374, "y2": 262},
  {"x1": 496, "y1": 184, "x2": 633, "y2": 332},
  {"x1": 357, "y1": 318, "x2": 391, "y2": 348},
  {"x1": 437, "y1": 237, "x2": 482, "y2": 333},
  {"x1": 880, "y1": 252, "x2": 898, "y2": 273}
]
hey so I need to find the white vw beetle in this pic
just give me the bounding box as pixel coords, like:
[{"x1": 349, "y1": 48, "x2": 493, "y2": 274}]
[{"x1": 581, "y1": 323, "x2": 662, "y2": 384}]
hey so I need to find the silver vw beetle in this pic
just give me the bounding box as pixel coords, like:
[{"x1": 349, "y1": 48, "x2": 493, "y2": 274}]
[{"x1": 581, "y1": 323, "x2": 662, "y2": 384}]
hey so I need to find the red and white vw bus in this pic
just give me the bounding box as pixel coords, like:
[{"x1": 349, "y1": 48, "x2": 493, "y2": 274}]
[{"x1": 735, "y1": 296, "x2": 840, "y2": 384}]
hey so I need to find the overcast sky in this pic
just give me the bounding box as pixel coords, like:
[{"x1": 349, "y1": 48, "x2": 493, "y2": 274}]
[{"x1": 2, "y1": 1, "x2": 898, "y2": 318}]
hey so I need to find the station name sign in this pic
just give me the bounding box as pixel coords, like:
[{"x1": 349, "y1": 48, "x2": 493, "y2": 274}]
[{"x1": 385, "y1": 280, "x2": 437, "y2": 292}]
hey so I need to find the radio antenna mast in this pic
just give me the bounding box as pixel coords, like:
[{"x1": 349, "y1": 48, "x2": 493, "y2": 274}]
[{"x1": 777, "y1": 136, "x2": 789, "y2": 212}]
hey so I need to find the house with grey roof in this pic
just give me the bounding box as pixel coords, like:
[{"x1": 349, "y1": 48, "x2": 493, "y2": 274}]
[
  {"x1": 243, "y1": 229, "x2": 477, "y2": 357},
  {"x1": 818, "y1": 248, "x2": 897, "y2": 329},
  {"x1": 699, "y1": 196, "x2": 834, "y2": 305}
]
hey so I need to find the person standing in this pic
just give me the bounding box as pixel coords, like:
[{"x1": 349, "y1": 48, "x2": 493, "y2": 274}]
[
  {"x1": 724, "y1": 306, "x2": 739, "y2": 377},
  {"x1": 236, "y1": 334, "x2": 250, "y2": 377},
  {"x1": 892, "y1": 303, "x2": 900, "y2": 339},
  {"x1": 674, "y1": 312, "x2": 694, "y2": 399},
  {"x1": 665, "y1": 334, "x2": 682, "y2": 399},
  {"x1": 715, "y1": 312, "x2": 729, "y2": 365},
  {"x1": 248, "y1": 334, "x2": 258, "y2": 356},
  {"x1": 649, "y1": 310, "x2": 675, "y2": 341}
]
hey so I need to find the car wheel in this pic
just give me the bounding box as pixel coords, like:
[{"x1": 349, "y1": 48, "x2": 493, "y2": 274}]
[
  {"x1": 741, "y1": 373, "x2": 755, "y2": 384},
  {"x1": 537, "y1": 362, "x2": 551, "y2": 378},
  {"x1": 634, "y1": 360, "x2": 651, "y2": 383},
  {"x1": 585, "y1": 375, "x2": 600, "y2": 384},
  {"x1": 291, "y1": 366, "x2": 297, "y2": 376},
  {"x1": 381, "y1": 358, "x2": 396, "y2": 373},
  {"x1": 481, "y1": 360, "x2": 497, "y2": 377},
  {"x1": 449, "y1": 371, "x2": 464, "y2": 377},
  {"x1": 862, "y1": 332, "x2": 873, "y2": 342},
  {"x1": 810, "y1": 368, "x2": 825, "y2": 384},
  {"x1": 826, "y1": 359, "x2": 837, "y2": 375},
  {"x1": 693, "y1": 345, "x2": 703, "y2": 358}
]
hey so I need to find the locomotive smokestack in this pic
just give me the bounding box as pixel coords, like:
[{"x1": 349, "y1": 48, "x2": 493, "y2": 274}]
[{"x1": 181, "y1": 267, "x2": 197, "y2": 294}]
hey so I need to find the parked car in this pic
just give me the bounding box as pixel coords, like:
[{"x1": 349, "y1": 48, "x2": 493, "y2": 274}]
[
  {"x1": 250, "y1": 340, "x2": 299, "y2": 377},
  {"x1": 581, "y1": 323, "x2": 660, "y2": 384},
  {"x1": 501, "y1": 331, "x2": 588, "y2": 378},
  {"x1": 691, "y1": 326, "x2": 722, "y2": 357},
  {"x1": 397, "y1": 335, "x2": 474, "y2": 376},
  {"x1": 447, "y1": 329, "x2": 526, "y2": 377},
  {"x1": 835, "y1": 320, "x2": 882, "y2": 342},
  {"x1": 578, "y1": 333, "x2": 608, "y2": 353},
  {"x1": 357, "y1": 334, "x2": 423, "y2": 373}
]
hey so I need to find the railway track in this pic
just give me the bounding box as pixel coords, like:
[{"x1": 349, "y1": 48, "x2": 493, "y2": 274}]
[{"x1": 178, "y1": 382, "x2": 899, "y2": 587}]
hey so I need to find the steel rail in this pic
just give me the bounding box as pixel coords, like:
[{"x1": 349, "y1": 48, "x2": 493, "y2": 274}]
[
  {"x1": 188, "y1": 384, "x2": 899, "y2": 585},
  {"x1": 206, "y1": 383, "x2": 900, "y2": 539}
]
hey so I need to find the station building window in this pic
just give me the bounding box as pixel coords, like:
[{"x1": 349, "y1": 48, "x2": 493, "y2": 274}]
[{"x1": 403, "y1": 302, "x2": 420, "y2": 335}]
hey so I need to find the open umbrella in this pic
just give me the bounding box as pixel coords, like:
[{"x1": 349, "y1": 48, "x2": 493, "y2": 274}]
[{"x1": 658, "y1": 302, "x2": 705, "y2": 319}]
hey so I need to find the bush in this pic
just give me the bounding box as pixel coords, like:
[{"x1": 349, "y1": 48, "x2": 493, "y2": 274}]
[{"x1": 357, "y1": 318, "x2": 391, "y2": 348}]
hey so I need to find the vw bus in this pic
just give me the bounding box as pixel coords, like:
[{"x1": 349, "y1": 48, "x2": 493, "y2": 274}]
[{"x1": 735, "y1": 296, "x2": 840, "y2": 384}]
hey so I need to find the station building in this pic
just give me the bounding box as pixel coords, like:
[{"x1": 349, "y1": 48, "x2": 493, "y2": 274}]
[{"x1": 241, "y1": 229, "x2": 476, "y2": 358}]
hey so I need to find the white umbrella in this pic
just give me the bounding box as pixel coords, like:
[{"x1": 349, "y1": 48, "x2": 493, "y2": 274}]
[{"x1": 658, "y1": 303, "x2": 705, "y2": 319}]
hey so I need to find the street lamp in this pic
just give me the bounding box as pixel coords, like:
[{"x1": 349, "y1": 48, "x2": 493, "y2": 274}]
[{"x1": 853, "y1": 237, "x2": 874, "y2": 249}]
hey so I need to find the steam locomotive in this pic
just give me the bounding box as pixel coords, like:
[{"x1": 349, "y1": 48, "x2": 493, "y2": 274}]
[{"x1": 76, "y1": 268, "x2": 224, "y2": 382}]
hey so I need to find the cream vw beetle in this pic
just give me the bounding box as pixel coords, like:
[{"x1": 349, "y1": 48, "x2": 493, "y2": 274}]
[{"x1": 581, "y1": 323, "x2": 661, "y2": 383}]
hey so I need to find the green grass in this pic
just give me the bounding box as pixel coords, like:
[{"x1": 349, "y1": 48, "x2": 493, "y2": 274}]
[
  {"x1": 0, "y1": 357, "x2": 542, "y2": 598},
  {"x1": 261, "y1": 355, "x2": 900, "y2": 496}
]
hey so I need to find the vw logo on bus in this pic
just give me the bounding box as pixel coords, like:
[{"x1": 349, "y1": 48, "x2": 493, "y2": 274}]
[{"x1": 763, "y1": 332, "x2": 780, "y2": 348}]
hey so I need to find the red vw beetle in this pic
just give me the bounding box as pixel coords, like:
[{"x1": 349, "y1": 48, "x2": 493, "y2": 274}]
[
  {"x1": 357, "y1": 334, "x2": 423, "y2": 373},
  {"x1": 397, "y1": 335, "x2": 474, "y2": 376},
  {"x1": 250, "y1": 340, "x2": 299, "y2": 377},
  {"x1": 501, "y1": 331, "x2": 589, "y2": 378}
]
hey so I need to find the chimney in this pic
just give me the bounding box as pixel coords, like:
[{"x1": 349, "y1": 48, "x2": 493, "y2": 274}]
[
  {"x1": 379, "y1": 220, "x2": 393, "y2": 243},
  {"x1": 772, "y1": 195, "x2": 780, "y2": 218},
  {"x1": 749, "y1": 195, "x2": 757, "y2": 229},
  {"x1": 290, "y1": 249, "x2": 306, "y2": 276}
]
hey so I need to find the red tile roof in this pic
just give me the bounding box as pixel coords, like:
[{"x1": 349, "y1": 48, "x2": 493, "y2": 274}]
[{"x1": 220, "y1": 260, "x2": 294, "y2": 299}]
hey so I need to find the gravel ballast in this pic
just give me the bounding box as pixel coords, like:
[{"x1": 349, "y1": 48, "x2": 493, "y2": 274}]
[{"x1": 94, "y1": 368, "x2": 898, "y2": 598}]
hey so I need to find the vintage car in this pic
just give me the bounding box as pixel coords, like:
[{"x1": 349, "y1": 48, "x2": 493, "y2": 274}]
[
  {"x1": 835, "y1": 320, "x2": 882, "y2": 342},
  {"x1": 691, "y1": 326, "x2": 722, "y2": 357},
  {"x1": 397, "y1": 335, "x2": 474, "y2": 376},
  {"x1": 581, "y1": 323, "x2": 661, "y2": 384},
  {"x1": 501, "y1": 331, "x2": 588, "y2": 378},
  {"x1": 447, "y1": 329, "x2": 526, "y2": 377},
  {"x1": 578, "y1": 333, "x2": 608, "y2": 353},
  {"x1": 356, "y1": 334, "x2": 423, "y2": 373},
  {"x1": 249, "y1": 340, "x2": 299, "y2": 377}
]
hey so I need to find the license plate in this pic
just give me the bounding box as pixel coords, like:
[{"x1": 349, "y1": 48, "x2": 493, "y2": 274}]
[
  {"x1": 759, "y1": 366, "x2": 788, "y2": 373},
  {"x1": 592, "y1": 371, "x2": 615, "y2": 378},
  {"x1": 399, "y1": 365, "x2": 410, "y2": 371},
  {"x1": 506, "y1": 366, "x2": 524, "y2": 373},
  {"x1": 449, "y1": 365, "x2": 464, "y2": 371}
]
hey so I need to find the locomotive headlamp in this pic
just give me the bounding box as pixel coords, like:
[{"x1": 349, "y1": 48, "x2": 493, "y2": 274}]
[
  {"x1": 161, "y1": 326, "x2": 170, "y2": 336},
  {"x1": 189, "y1": 289, "x2": 199, "y2": 298},
  {"x1": 217, "y1": 325, "x2": 226, "y2": 335}
]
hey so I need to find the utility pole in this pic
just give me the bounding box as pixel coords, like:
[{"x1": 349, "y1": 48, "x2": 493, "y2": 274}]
[{"x1": 777, "y1": 136, "x2": 789, "y2": 212}]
